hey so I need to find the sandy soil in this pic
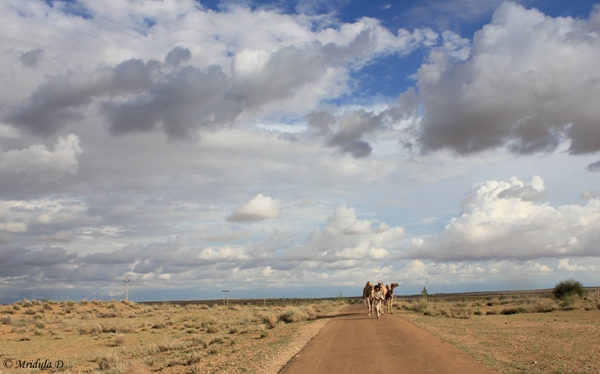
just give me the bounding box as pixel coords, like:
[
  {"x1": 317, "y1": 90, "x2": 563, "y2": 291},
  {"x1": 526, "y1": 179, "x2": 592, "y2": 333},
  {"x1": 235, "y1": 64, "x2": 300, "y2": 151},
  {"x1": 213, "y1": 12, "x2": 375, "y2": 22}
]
[{"x1": 404, "y1": 308, "x2": 600, "y2": 373}]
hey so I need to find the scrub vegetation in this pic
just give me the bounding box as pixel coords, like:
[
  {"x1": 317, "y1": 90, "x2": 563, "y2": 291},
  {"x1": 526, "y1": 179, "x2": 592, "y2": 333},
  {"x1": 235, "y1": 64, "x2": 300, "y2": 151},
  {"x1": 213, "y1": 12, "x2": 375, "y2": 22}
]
[
  {"x1": 0, "y1": 298, "x2": 347, "y2": 373},
  {"x1": 399, "y1": 285, "x2": 600, "y2": 374}
]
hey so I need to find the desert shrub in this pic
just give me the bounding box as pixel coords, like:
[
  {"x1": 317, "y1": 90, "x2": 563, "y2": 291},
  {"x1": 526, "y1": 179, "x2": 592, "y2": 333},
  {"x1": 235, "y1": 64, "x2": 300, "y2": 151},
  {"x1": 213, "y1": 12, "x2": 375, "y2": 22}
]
[
  {"x1": 560, "y1": 293, "x2": 579, "y2": 309},
  {"x1": 553, "y1": 278, "x2": 585, "y2": 300},
  {"x1": 279, "y1": 306, "x2": 309, "y2": 323},
  {"x1": 114, "y1": 334, "x2": 126, "y2": 346},
  {"x1": 206, "y1": 324, "x2": 221, "y2": 334},
  {"x1": 1, "y1": 316, "x2": 11, "y2": 324},
  {"x1": 118, "y1": 324, "x2": 136, "y2": 333},
  {"x1": 96, "y1": 352, "x2": 124, "y2": 371},
  {"x1": 42, "y1": 303, "x2": 53, "y2": 311},
  {"x1": 500, "y1": 307, "x2": 521, "y2": 315},
  {"x1": 261, "y1": 313, "x2": 278, "y2": 329},
  {"x1": 585, "y1": 288, "x2": 600, "y2": 308},
  {"x1": 407, "y1": 299, "x2": 429, "y2": 313},
  {"x1": 156, "y1": 339, "x2": 178, "y2": 352},
  {"x1": 534, "y1": 298, "x2": 558, "y2": 313},
  {"x1": 191, "y1": 336, "x2": 209, "y2": 349},
  {"x1": 207, "y1": 345, "x2": 219, "y2": 355},
  {"x1": 97, "y1": 311, "x2": 118, "y2": 318},
  {"x1": 423, "y1": 304, "x2": 437, "y2": 316},
  {"x1": 24, "y1": 308, "x2": 36, "y2": 315},
  {"x1": 101, "y1": 324, "x2": 118, "y2": 333},
  {"x1": 10, "y1": 318, "x2": 27, "y2": 327},
  {"x1": 78, "y1": 324, "x2": 103, "y2": 335},
  {"x1": 450, "y1": 306, "x2": 473, "y2": 319}
]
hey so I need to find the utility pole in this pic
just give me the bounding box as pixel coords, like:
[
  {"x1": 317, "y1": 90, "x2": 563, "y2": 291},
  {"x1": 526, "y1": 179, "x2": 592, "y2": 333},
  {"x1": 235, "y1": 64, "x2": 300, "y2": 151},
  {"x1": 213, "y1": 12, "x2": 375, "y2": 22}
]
[
  {"x1": 124, "y1": 276, "x2": 130, "y2": 302},
  {"x1": 222, "y1": 290, "x2": 229, "y2": 306}
]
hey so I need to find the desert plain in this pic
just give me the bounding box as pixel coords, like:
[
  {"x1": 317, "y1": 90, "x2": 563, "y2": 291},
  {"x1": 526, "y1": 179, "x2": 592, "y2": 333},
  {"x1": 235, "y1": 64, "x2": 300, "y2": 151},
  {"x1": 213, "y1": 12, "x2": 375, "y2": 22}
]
[{"x1": 0, "y1": 289, "x2": 599, "y2": 373}]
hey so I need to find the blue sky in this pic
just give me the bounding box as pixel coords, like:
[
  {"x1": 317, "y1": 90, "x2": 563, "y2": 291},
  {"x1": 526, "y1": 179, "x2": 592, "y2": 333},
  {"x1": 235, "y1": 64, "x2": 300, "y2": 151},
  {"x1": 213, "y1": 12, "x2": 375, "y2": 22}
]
[{"x1": 1, "y1": 0, "x2": 600, "y2": 303}]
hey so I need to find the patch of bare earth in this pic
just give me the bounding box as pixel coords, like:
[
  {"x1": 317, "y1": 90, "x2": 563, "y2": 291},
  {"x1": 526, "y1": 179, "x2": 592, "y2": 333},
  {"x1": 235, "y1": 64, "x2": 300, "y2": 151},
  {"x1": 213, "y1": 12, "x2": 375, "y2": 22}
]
[{"x1": 401, "y1": 306, "x2": 600, "y2": 373}]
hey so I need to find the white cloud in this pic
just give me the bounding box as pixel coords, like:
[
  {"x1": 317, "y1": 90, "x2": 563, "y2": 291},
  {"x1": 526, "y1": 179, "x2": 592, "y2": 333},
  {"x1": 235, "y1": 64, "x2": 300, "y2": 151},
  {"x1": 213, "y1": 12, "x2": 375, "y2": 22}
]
[
  {"x1": 227, "y1": 193, "x2": 283, "y2": 222},
  {"x1": 414, "y1": 2, "x2": 600, "y2": 155},
  {"x1": 409, "y1": 176, "x2": 600, "y2": 261},
  {"x1": 292, "y1": 204, "x2": 404, "y2": 262},
  {"x1": 0, "y1": 134, "x2": 82, "y2": 184},
  {"x1": 0, "y1": 221, "x2": 27, "y2": 233},
  {"x1": 1, "y1": 2, "x2": 437, "y2": 142},
  {"x1": 557, "y1": 258, "x2": 600, "y2": 272}
]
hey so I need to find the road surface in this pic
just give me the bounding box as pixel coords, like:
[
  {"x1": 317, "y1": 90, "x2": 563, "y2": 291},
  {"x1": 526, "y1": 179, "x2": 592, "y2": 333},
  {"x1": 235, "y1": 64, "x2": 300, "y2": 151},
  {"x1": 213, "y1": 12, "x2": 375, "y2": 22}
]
[{"x1": 278, "y1": 303, "x2": 498, "y2": 374}]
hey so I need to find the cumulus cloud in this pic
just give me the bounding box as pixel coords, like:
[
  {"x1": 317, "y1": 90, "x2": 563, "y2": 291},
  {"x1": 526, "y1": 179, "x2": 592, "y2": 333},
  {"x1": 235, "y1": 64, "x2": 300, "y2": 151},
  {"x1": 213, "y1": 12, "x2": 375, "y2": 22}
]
[
  {"x1": 0, "y1": 134, "x2": 82, "y2": 185},
  {"x1": 413, "y1": 2, "x2": 600, "y2": 155},
  {"x1": 557, "y1": 258, "x2": 600, "y2": 272},
  {"x1": 0, "y1": 246, "x2": 77, "y2": 278},
  {"x1": 408, "y1": 176, "x2": 600, "y2": 261},
  {"x1": 227, "y1": 194, "x2": 283, "y2": 222},
  {"x1": 307, "y1": 107, "x2": 387, "y2": 158},
  {"x1": 290, "y1": 205, "x2": 404, "y2": 263},
  {"x1": 5, "y1": 50, "x2": 241, "y2": 140},
  {"x1": 3, "y1": 2, "x2": 438, "y2": 144}
]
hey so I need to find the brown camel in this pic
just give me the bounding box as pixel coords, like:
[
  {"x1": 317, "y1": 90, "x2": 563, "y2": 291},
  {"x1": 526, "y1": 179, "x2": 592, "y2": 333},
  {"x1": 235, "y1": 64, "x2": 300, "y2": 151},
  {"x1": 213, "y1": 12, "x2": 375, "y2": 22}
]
[
  {"x1": 362, "y1": 281, "x2": 374, "y2": 317},
  {"x1": 384, "y1": 283, "x2": 399, "y2": 314},
  {"x1": 377, "y1": 282, "x2": 388, "y2": 314}
]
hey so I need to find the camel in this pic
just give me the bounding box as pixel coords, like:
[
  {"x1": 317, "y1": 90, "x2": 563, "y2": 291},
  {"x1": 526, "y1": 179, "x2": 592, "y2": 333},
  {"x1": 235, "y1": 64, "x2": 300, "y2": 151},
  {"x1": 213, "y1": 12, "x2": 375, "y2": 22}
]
[
  {"x1": 362, "y1": 281, "x2": 375, "y2": 317},
  {"x1": 383, "y1": 283, "x2": 399, "y2": 314},
  {"x1": 377, "y1": 283, "x2": 388, "y2": 314}
]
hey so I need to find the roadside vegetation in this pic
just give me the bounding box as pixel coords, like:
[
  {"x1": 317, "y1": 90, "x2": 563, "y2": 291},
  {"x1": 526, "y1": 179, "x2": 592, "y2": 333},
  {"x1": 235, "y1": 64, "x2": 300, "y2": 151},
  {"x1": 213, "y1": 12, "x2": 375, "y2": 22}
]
[
  {"x1": 399, "y1": 281, "x2": 599, "y2": 319},
  {"x1": 0, "y1": 298, "x2": 348, "y2": 373},
  {"x1": 398, "y1": 281, "x2": 600, "y2": 374}
]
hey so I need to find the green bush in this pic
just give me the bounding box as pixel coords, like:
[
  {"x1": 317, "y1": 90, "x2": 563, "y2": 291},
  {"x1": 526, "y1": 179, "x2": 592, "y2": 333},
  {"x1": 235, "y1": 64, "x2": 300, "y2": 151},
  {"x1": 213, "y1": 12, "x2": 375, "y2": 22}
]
[{"x1": 553, "y1": 279, "x2": 585, "y2": 300}]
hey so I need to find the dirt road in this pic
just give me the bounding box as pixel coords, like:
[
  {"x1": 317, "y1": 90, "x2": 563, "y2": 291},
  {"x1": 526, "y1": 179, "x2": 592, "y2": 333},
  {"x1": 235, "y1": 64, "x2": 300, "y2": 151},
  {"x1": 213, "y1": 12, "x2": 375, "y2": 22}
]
[{"x1": 278, "y1": 303, "x2": 498, "y2": 374}]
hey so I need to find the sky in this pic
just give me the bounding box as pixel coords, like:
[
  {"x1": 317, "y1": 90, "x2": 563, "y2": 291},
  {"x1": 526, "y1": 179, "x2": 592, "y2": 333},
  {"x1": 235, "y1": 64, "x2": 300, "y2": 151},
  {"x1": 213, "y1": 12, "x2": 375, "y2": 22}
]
[{"x1": 1, "y1": 0, "x2": 600, "y2": 303}]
